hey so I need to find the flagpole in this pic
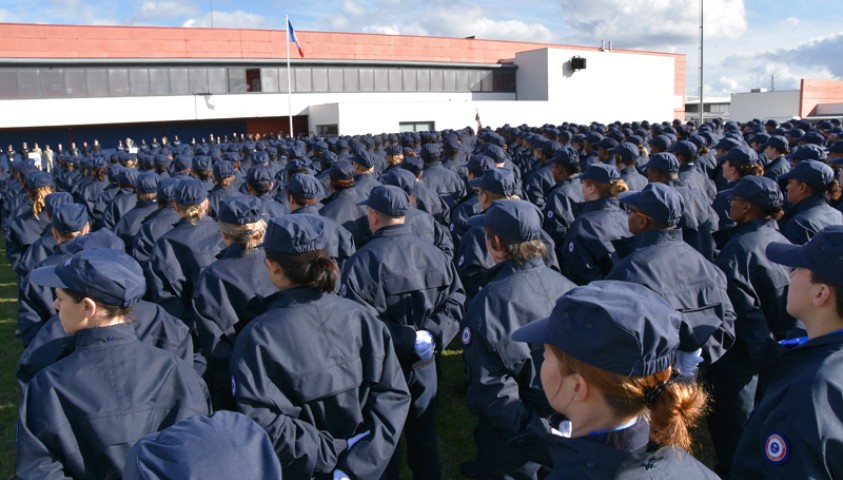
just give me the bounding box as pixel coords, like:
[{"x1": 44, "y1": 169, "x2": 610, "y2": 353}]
[{"x1": 285, "y1": 15, "x2": 294, "y2": 138}]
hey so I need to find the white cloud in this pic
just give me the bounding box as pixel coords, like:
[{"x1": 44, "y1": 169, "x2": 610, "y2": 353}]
[
  {"x1": 781, "y1": 16, "x2": 799, "y2": 28},
  {"x1": 137, "y1": 1, "x2": 197, "y2": 20},
  {"x1": 182, "y1": 10, "x2": 274, "y2": 29},
  {"x1": 42, "y1": 0, "x2": 121, "y2": 25},
  {"x1": 557, "y1": 0, "x2": 747, "y2": 49},
  {"x1": 343, "y1": 0, "x2": 366, "y2": 16},
  {"x1": 0, "y1": 8, "x2": 20, "y2": 22},
  {"x1": 353, "y1": 4, "x2": 558, "y2": 42}
]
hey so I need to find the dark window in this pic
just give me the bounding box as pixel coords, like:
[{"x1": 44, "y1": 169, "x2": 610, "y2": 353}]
[
  {"x1": 0, "y1": 70, "x2": 19, "y2": 98},
  {"x1": 86, "y1": 69, "x2": 109, "y2": 96},
  {"x1": 493, "y1": 70, "x2": 516, "y2": 92},
  {"x1": 246, "y1": 68, "x2": 261, "y2": 92},
  {"x1": 211, "y1": 68, "x2": 231, "y2": 93},
  {"x1": 65, "y1": 69, "x2": 87, "y2": 97},
  {"x1": 261, "y1": 68, "x2": 279, "y2": 92},
  {"x1": 188, "y1": 68, "x2": 209, "y2": 94},
  {"x1": 129, "y1": 68, "x2": 150, "y2": 96},
  {"x1": 108, "y1": 69, "x2": 130, "y2": 96},
  {"x1": 169, "y1": 68, "x2": 190, "y2": 94},
  {"x1": 317, "y1": 124, "x2": 338, "y2": 135},
  {"x1": 17, "y1": 69, "x2": 41, "y2": 97},
  {"x1": 149, "y1": 68, "x2": 170, "y2": 95},
  {"x1": 41, "y1": 69, "x2": 66, "y2": 97}
]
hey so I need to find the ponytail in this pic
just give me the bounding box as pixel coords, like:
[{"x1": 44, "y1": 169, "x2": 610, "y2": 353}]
[
  {"x1": 647, "y1": 371, "x2": 709, "y2": 452},
  {"x1": 31, "y1": 186, "x2": 56, "y2": 219},
  {"x1": 609, "y1": 179, "x2": 629, "y2": 197},
  {"x1": 265, "y1": 249, "x2": 338, "y2": 293}
]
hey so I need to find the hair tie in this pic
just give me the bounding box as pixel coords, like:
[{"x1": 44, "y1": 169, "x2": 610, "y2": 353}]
[{"x1": 643, "y1": 381, "x2": 669, "y2": 409}]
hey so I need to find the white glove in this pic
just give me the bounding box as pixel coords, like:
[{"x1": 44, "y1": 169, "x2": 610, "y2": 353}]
[
  {"x1": 414, "y1": 330, "x2": 435, "y2": 361},
  {"x1": 347, "y1": 429, "x2": 370, "y2": 449},
  {"x1": 551, "y1": 420, "x2": 572, "y2": 438},
  {"x1": 333, "y1": 469, "x2": 351, "y2": 480},
  {"x1": 676, "y1": 348, "x2": 704, "y2": 378}
]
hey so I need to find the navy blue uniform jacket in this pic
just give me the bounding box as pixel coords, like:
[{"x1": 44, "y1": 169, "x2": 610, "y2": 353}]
[
  {"x1": 606, "y1": 229, "x2": 736, "y2": 364},
  {"x1": 732, "y1": 331, "x2": 843, "y2": 479},
  {"x1": 231, "y1": 287, "x2": 411, "y2": 479},
  {"x1": 16, "y1": 324, "x2": 210, "y2": 479},
  {"x1": 341, "y1": 223, "x2": 466, "y2": 363}
]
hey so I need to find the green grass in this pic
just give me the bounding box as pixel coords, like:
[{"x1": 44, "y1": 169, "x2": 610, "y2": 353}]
[
  {"x1": 0, "y1": 245, "x2": 714, "y2": 479},
  {"x1": 0, "y1": 248, "x2": 23, "y2": 480}
]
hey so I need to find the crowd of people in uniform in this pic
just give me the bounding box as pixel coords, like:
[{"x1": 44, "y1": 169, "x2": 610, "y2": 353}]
[{"x1": 4, "y1": 116, "x2": 843, "y2": 479}]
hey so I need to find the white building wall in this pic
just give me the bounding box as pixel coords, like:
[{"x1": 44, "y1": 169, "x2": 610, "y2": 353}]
[
  {"x1": 0, "y1": 47, "x2": 681, "y2": 132},
  {"x1": 729, "y1": 90, "x2": 800, "y2": 122}
]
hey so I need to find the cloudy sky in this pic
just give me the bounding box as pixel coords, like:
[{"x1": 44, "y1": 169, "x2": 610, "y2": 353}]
[{"x1": 2, "y1": 0, "x2": 841, "y2": 98}]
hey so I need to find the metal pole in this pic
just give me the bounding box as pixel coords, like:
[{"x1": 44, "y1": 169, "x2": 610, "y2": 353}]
[
  {"x1": 209, "y1": 0, "x2": 214, "y2": 28},
  {"x1": 699, "y1": 0, "x2": 704, "y2": 125},
  {"x1": 286, "y1": 15, "x2": 294, "y2": 138}
]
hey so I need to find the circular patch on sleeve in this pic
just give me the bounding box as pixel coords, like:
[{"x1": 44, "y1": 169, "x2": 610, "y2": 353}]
[
  {"x1": 547, "y1": 211, "x2": 554, "y2": 219},
  {"x1": 764, "y1": 433, "x2": 789, "y2": 464},
  {"x1": 231, "y1": 376, "x2": 237, "y2": 399},
  {"x1": 568, "y1": 241, "x2": 575, "y2": 253},
  {"x1": 461, "y1": 326, "x2": 472, "y2": 346},
  {"x1": 458, "y1": 255, "x2": 465, "y2": 267},
  {"x1": 341, "y1": 284, "x2": 348, "y2": 297},
  {"x1": 450, "y1": 223, "x2": 455, "y2": 232}
]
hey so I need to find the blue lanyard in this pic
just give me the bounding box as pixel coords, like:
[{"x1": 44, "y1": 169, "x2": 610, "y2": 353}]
[
  {"x1": 588, "y1": 417, "x2": 639, "y2": 437},
  {"x1": 780, "y1": 328, "x2": 843, "y2": 348}
]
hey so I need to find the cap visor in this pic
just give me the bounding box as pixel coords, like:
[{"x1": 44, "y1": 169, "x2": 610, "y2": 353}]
[
  {"x1": 468, "y1": 177, "x2": 484, "y2": 188},
  {"x1": 765, "y1": 242, "x2": 807, "y2": 268},
  {"x1": 356, "y1": 199, "x2": 370, "y2": 207},
  {"x1": 719, "y1": 187, "x2": 738, "y2": 199},
  {"x1": 511, "y1": 316, "x2": 553, "y2": 344},
  {"x1": 467, "y1": 214, "x2": 487, "y2": 229},
  {"x1": 776, "y1": 170, "x2": 797, "y2": 181},
  {"x1": 617, "y1": 190, "x2": 642, "y2": 206},
  {"x1": 28, "y1": 265, "x2": 68, "y2": 289}
]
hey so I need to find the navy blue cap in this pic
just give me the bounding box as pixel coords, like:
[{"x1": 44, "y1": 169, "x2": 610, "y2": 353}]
[
  {"x1": 778, "y1": 159, "x2": 834, "y2": 187},
  {"x1": 213, "y1": 160, "x2": 235, "y2": 179},
  {"x1": 469, "y1": 168, "x2": 518, "y2": 196},
  {"x1": 766, "y1": 226, "x2": 843, "y2": 288},
  {"x1": 550, "y1": 147, "x2": 579, "y2": 166},
  {"x1": 713, "y1": 137, "x2": 743, "y2": 152},
  {"x1": 829, "y1": 141, "x2": 843, "y2": 154},
  {"x1": 619, "y1": 183, "x2": 683, "y2": 227},
  {"x1": 580, "y1": 163, "x2": 621, "y2": 184},
  {"x1": 648, "y1": 135, "x2": 672, "y2": 151},
  {"x1": 285, "y1": 158, "x2": 312, "y2": 173},
  {"x1": 360, "y1": 185, "x2": 409, "y2": 217},
  {"x1": 173, "y1": 154, "x2": 192, "y2": 172},
  {"x1": 671, "y1": 140, "x2": 697, "y2": 157},
  {"x1": 788, "y1": 144, "x2": 827, "y2": 162},
  {"x1": 467, "y1": 199, "x2": 543, "y2": 241},
  {"x1": 585, "y1": 132, "x2": 603, "y2": 145},
  {"x1": 801, "y1": 131, "x2": 825, "y2": 146},
  {"x1": 28, "y1": 248, "x2": 145, "y2": 307},
  {"x1": 597, "y1": 137, "x2": 619, "y2": 151},
  {"x1": 763, "y1": 135, "x2": 789, "y2": 151},
  {"x1": 174, "y1": 178, "x2": 208, "y2": 206},
  {"x1": 420, "y1": 143, "x2": 442, "y2": 161},
  {"x1": 401, "y1": 156, "x2": 424, "y2": 175},
  {"x1": 247, "y1": 165, "x2": 274, "y2": 189},
  {"x1": 380, "y1": 168, "x2": 416, "y2": 195},
  {"x1": 51, "y1": 203, "x2": 89, "y2": 234},
  {"x1": 136, "y1": 172, "x2": 159, "y2": 194},
  {"x1": 467, "y1": 154, "x2": 496, "y2": 177},
  {"x1": 512, "y1": 280, "x2": 680, "y2": 377},
  {"x1": 720, "y1": 145, "x2": 759, "y2": 167},
  {"x1": 720, "y1": 175, "x2": 783, "y2": 208},
  {"x1": 218, "y1": 195, "x2": 262, "y2": 225},
  {"x1": 123, "y1": 411, "x2": 281, "y2": 480},
  {"x1": 192, "y1": 156, "x2": 212, "y2": 171},
  {"x1": 385, "y1": 145, "x2": 402, "y2": 156},
  {"x1": 610, "y1": 142, "x2": 639, "y2": 164},
  {"x1": 286, "y1": 173, "x2": 322, "y2": 199},
  {"x1": 44, "y1": 192, "x2": 74, "y2": 215},
  {"x1": 646, "y1": 152, "x2": 680, "y2": 173},
  {"x1": 484, "y1": 144, "x2": 508, "y2": 164},
  {"x1": 118, "y1": 168, "x2": 139, "y2": 187},
  {"x1": 29, "y1": 172, "x2": 55, "y2": 189},
  {"x1": 157, "y1": 178, "x2": 179, "y2": 204},
  {"x1": 318, "y1": 151, "x2": 338, "y2": 166},
  {"x1": 352, "y1": 151, "x2": 375, "y2": 169},
  {"x1": 262, "y1": 214, "x2": 327, "y2": 254},
  {"x1": 329, "y1": 160, "x2": 354, "y2": 181}
]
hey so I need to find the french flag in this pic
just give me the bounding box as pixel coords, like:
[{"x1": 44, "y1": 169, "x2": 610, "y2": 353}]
[{"x1": 287, "y1": 18, "x2": 304, "y2": 58}]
